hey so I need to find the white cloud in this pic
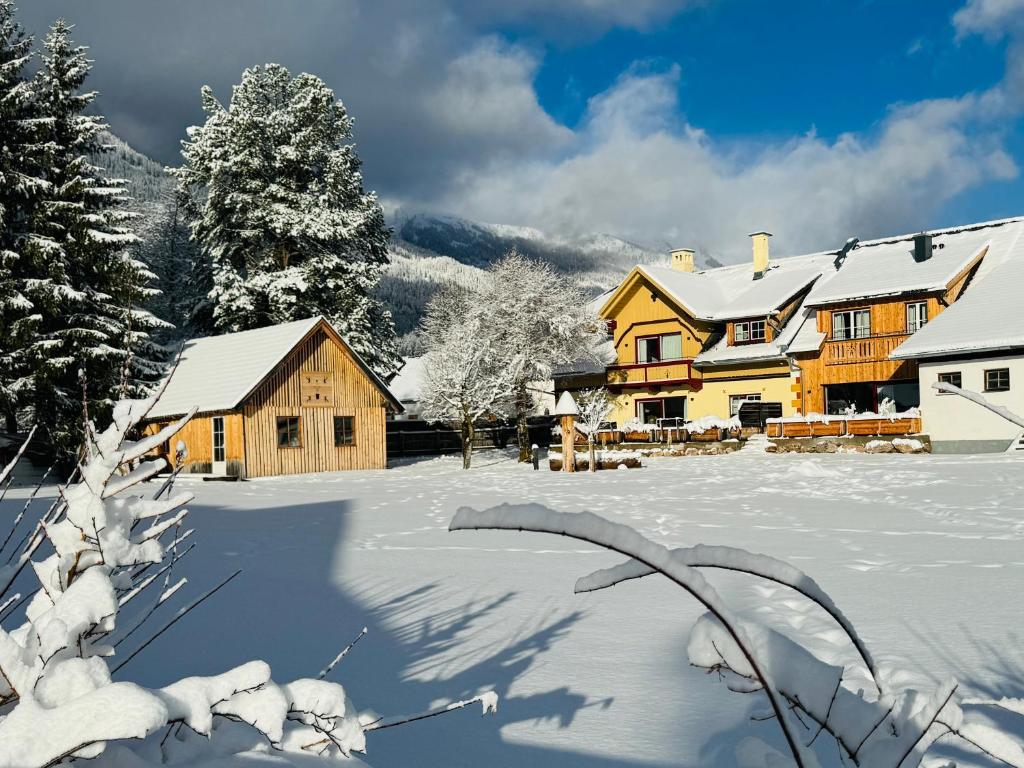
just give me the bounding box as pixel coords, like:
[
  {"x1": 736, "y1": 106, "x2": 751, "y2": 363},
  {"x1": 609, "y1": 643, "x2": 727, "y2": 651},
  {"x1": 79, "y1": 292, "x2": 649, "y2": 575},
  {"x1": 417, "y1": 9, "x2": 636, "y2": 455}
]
[
  {"x1": 953, "y1": 0, "x2": 1024, "y2": 39},
  {"x1": 435, "y1": 63, "x2": 1018, "y2": 262},
  {"x1": 407, "y1": 0, "x2": 1024, "y2": 263},
  {"x1": 450, "y1": 0, "x2": 705, "y2": 33},
  {"x1": 423, "y1": 37, "x2": 572, "y2": 153}
]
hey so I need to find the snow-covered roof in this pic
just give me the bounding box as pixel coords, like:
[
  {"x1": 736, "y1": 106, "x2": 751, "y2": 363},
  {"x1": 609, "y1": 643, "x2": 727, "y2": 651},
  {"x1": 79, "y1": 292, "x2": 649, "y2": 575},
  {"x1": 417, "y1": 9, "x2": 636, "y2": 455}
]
[
  {"x1": 610, "y1": 218, "x2": 1024, "y2": 339},
  {"x1": 804, "y1": 218, "x2": 1024, "y2": 306},
  {"x1": 891, "y1": 222, "x2": 1024, "y2": 359},
  {"x1": 147, "y1": 317, "x2": 401, "y2": 419},
  {"x1": 784, "y1": 308, "x2": 826, "y2": 355},
  {"x1": 632, "y1": 253, "x2": 828, "y2": 322},
  {"x1": 389, "y1": 356, "x2": 426, "y2": 403},
  {"x1": 694, "y1": 291, "x2": 819, "y2": 367},
  {"x1": 693, "y1": 337, "x2": 787, "y2": 367},
  {"x1": 552, "y1": 338, "x2": 616, "y2": 377}
]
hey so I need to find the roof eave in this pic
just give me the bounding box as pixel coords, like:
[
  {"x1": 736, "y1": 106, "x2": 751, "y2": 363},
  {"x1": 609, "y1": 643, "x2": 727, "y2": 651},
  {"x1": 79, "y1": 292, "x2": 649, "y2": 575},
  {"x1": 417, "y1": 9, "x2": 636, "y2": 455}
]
[{"x1": 891, "y1": 342, "x2": 1024, "y2": 361}]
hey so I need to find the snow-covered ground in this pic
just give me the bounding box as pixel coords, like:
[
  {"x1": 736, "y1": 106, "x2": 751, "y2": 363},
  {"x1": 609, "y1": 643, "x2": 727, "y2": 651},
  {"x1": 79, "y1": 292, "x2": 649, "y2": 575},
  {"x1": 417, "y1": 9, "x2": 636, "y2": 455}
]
[{"x1": 15, "y1": 448, "x2": 1024, "y2": 766}]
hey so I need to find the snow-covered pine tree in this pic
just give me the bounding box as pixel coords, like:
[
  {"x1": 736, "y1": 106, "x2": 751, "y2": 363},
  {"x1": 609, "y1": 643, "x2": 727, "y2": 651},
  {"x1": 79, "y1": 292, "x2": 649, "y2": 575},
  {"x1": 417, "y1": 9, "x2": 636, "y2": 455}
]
[
  {"x1": 137, "y1": 188, "x2": 212, "y2": 343},
  {"x1": 0, "y1": 0, "x2": 46, "y2": 433},
  {"x1": 22, "y1": 20, "x2": 166, "y2": 462},
  {"x1": 174, "y1": 64, "x2": 400, "y2": 376},
  {"x1": 479, "y1": 251, "x2": 606, "y2": 461}
]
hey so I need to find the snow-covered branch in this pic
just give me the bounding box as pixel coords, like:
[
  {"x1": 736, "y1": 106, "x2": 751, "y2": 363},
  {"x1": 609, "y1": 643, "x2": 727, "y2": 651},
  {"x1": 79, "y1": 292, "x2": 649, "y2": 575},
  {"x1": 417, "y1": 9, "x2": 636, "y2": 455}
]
[
  {"x1": 450, "y1": 502, "x2": 1023, "y2": 767},
  {"x1": 932, "y1": 381, "x2": 1024, "y2": 429}
]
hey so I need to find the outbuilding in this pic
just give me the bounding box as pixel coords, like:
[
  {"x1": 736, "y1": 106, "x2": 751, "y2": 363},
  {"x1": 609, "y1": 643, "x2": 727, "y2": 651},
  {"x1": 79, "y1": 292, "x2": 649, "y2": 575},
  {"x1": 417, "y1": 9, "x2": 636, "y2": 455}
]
[{"x1": 143, "y1": 316, "x2": 403, "y2": 477}]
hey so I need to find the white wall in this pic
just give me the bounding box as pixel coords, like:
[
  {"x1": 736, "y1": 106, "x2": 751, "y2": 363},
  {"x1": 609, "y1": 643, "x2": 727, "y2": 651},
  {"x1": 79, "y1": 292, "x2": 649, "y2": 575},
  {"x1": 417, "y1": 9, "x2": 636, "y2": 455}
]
[{"x1": 919, "y1": 356, "x2": 1024, "y2": 450}]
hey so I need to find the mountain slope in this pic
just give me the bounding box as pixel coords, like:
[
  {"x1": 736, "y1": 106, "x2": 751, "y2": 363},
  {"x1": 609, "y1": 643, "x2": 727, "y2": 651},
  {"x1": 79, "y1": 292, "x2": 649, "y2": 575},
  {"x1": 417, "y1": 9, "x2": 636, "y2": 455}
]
[
  {"x1": 383, "y1": 212, "x2": 722, "y2": 347},
  {"x1": 91, "y1": 134, "x2": 716, "y2": 350}
]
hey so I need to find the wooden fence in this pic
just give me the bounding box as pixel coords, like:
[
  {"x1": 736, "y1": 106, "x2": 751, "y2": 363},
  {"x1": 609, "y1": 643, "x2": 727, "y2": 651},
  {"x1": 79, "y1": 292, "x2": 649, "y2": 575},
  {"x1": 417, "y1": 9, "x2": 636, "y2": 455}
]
[{"x1": 386, "y1": 418, "x2": 555, "y2": 458}]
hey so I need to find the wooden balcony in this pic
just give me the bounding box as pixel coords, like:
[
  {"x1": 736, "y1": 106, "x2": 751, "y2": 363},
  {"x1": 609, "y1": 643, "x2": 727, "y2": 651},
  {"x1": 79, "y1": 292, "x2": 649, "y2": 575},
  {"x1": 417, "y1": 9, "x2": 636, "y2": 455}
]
[
  {"x1": 824, "y1": 333, "x2": 910, "y2": 365},
  {"x1": 606, "y1": 359, "x2": 701, "y2": 390}
]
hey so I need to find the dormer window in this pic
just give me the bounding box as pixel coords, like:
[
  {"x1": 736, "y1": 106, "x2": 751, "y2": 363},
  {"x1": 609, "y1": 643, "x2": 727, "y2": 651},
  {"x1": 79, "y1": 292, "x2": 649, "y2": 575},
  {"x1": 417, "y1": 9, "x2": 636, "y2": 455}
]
[{"x1": 734, "y1": 320, "x2": 766, "y2": 344}]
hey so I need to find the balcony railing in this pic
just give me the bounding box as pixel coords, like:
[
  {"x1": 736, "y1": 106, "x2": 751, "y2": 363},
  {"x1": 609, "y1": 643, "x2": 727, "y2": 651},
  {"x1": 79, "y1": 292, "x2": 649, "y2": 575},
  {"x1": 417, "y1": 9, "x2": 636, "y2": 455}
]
[
  {"x1": 824, "y1": 333, "x2": 910, "y2": 365},
  {"x1": 606, "y1": 359, "x2": 699, "y2": 389}
]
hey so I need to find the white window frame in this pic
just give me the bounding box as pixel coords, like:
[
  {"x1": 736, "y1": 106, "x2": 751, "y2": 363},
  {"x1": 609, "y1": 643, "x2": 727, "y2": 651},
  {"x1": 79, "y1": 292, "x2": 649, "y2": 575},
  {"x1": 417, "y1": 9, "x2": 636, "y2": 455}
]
[
  {"x1": 636, "y1": 332, "x2": 682, "y2": 363},
  {"x1": 734, "y1": 320, "x2": 766, "y2": 344},
  {"x1": 729, "y1": 393, "x2": 761, "y2": 417},
  {"x1": 831, "y1": 309, "x2": 871, "y2": 340},
  {"x1": 906, "y1": 301, "x2": 928, "y2": 333}
]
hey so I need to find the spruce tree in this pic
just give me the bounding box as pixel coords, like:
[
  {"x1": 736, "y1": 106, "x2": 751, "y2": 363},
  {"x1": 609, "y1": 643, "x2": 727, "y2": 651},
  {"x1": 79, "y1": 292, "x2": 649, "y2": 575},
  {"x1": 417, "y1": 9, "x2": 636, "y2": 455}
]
[
  {"x1": 0, "y1": 0, "x2": 44, "y2": 432},
  {"x1": 138, "y1": 188, "x2": 212, "y2": 343},
  {"x1": 25, "y1": 20, "x2": 165, "y2": 461},
  {"x1": 174, "y1": 64, "x2": 399, "y2": 375}
]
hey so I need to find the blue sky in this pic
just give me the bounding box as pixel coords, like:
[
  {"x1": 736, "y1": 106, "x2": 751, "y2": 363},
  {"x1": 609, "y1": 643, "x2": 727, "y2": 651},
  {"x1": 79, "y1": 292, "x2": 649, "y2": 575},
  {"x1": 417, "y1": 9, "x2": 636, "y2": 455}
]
[
  {"x1": 529, "y1": 1, "x2": 1003, "y2": 138},
  {"x1": 19, "y1": 0, "x2": 1024, "y2": 261}
]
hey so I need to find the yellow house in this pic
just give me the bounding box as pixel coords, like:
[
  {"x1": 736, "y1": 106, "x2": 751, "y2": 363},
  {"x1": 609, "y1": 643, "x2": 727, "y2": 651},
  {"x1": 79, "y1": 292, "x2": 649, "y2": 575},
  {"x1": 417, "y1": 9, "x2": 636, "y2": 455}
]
[
  {"x1": 597, "y1": 216, "x2": 1024, "y2": 429},
  {"x1": 599, "y1": 235, "x2": 829, "y2": 425}
]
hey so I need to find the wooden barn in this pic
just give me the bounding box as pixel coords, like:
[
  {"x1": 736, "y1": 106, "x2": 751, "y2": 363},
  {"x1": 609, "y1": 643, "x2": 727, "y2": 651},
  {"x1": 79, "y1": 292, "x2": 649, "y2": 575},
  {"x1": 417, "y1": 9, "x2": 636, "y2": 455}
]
[{"x1": 143, "y1": 316, "x2": 403, "y2": 478}]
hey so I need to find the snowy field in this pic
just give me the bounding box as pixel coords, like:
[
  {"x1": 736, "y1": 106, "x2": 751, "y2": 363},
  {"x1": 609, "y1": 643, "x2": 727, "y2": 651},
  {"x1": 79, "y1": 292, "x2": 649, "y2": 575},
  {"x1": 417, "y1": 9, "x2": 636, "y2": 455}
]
[{"x1": 21, "y1": 447, "x2": 1024, "y2": 766}]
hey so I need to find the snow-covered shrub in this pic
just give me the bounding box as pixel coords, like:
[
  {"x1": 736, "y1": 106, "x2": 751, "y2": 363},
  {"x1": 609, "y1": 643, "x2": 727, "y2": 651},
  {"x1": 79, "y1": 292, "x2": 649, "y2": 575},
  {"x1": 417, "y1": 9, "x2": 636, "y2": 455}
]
[
  {"x1": 0, "y1": 397, "x2": 495, "y2": 766},
  {"x1": 450, "y1": 503, "x2": 1024, "y2": 767},
  {"x1": 576, "y1": 389, "x2": 614, "y2": 472}
]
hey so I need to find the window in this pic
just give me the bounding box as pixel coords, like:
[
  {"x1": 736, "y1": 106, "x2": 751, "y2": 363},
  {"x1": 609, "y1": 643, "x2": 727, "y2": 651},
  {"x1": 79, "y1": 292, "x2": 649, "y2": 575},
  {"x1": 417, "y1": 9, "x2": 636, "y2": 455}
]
[
  {"x1": 334, "y1": 416, "x2": 355, "y2": 446},
  {"x1": 636, "y1": 397, "x2": 686, "y2": 425},
  {"x1": 664, "y1": 396, "x2": 687, "y2": 420},
  {"x1": 824, "y1": 381, "x2": 920, "y2": 415},
  {"x1": 637, "y1": 332, "x2": 682, "y2": 363},
  {"x1": 876, "y1": 381, "x2": 920, "y2": 412},
  {"x1": 936, "y1": 371, "x2": 961, "y2": 393},
  {"x1": 276, "y1": 416, "x2": 301, "y2": 448},
  {"x1": 984, "y1": 368, "x2": 1011, "y2": 392},
  {"x1": 831, "y1": 309, "x2": 871, "y2": 340},
  {"x1": 906, "y1": 302, "x2": 928, "y2": 333},
  {"x1": 734, "y1": 320, "x2": 766, "y2": 344},
  {"x1": 729, "y1": 393, "x2": 761, "y2": 417},
  {"x1": 212, "y1": 416, "x2": 225, "y2": 462}
]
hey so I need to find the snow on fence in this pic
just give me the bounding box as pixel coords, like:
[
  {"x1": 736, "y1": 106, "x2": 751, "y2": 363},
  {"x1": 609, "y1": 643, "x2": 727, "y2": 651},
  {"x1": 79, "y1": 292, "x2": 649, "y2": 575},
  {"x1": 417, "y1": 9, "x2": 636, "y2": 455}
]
[
  {"x1": 766, "y1": 409, "x2": 922, "y2": 439},
  {"x1": 605, "y1": 416, "x2": 743, "y2": 444}
]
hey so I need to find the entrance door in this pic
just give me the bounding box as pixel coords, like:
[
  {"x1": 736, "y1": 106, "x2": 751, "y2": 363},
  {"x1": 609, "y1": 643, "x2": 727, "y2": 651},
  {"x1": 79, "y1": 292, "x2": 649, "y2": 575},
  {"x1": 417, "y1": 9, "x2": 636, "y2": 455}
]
[{"x1": 211, "y1": 416, "x2": 226, "y2": 475}]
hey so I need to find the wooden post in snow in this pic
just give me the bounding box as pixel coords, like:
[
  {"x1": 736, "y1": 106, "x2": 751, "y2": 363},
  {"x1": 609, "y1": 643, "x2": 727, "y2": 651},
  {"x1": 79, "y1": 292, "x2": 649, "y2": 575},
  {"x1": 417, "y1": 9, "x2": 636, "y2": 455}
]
[{"x1": 554, "y1": 391, "x2": 579, "y2": 473}]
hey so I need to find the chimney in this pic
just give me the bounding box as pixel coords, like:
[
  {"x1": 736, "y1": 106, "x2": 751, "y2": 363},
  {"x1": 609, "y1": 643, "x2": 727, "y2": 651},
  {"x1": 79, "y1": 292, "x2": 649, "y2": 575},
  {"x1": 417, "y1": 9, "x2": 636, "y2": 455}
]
[
  {"x1": 913, "y1": 233, "x2": 933, "y2": 262},
  {"x1": 749, "y1": 231, "x2": 772, "y2": 278},
  {"x1": 670, "y1": 247, "x2": 695, "y2": 273}
]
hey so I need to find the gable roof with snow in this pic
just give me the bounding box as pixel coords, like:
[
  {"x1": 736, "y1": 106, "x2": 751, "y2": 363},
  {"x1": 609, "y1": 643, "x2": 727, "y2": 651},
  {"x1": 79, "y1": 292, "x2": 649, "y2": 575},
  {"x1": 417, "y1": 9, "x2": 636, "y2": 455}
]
[
  {"x1": 606, "y1": 216, "x2": 1024, "y2": 367},
  {"x1": 804, "y1": 217, "x2": 1024, "y2": 306},
  {"x1": 890, "y1": 222, "x2": 1024, "y2": 359},
  {"x1": 617, "y1": 253, "x2": 828, "y2": 323},
  {"x1": 147, "y1": 317, "x2": 402, "y2": 419}
]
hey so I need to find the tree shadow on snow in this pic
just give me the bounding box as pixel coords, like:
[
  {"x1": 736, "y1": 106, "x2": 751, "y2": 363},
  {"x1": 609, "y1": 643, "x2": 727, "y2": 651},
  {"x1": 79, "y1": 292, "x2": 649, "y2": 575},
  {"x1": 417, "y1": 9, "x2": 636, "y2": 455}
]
[{"x1": 98, "y1": 496, "x2": 673, "y2": 768}]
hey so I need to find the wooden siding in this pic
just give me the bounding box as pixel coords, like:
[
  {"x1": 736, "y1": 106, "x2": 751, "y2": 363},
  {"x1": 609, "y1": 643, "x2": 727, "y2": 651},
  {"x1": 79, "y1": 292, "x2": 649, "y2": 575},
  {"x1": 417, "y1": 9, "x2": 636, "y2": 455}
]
[
  {"x1": 241, "y1": 327, "x2": 388, "y2": 477},
  {"x1": 794, "y1": 252, "x2": 981, "y2": 414},
  {"x1": 143, "y1": 413, "x2": 243, "y2": 475},
  {"x1": 603, "y1": 276, "x2": 715, "y2": 366}
]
